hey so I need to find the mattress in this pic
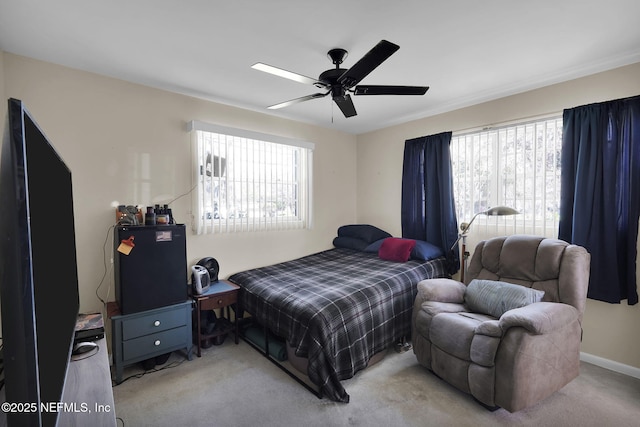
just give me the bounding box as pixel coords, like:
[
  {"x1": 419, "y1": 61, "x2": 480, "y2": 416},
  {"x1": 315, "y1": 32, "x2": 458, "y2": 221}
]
[{"x1": 228, "y1": 247, "x2": 448, "y2": 402}]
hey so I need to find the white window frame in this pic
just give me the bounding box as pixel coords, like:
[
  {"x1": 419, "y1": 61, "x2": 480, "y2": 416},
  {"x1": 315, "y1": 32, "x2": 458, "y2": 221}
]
[
  {"x1": 450, "y1": 115, "x2": 563, "y2": 242},
  {"x1": 188, "y1": 121, "x2": 314, "y2": 234}
]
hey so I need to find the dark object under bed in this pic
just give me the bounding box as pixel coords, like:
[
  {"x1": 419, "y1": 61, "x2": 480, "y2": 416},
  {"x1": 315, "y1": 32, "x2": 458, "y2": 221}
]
[{"x1": 228, "y1": 247, "x2": 448, "y2": 402}]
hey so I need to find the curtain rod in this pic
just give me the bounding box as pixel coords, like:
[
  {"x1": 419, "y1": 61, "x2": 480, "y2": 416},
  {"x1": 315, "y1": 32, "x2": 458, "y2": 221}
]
[{"x1": 452, "y1": 110, "x2": 563, "y2": 137}]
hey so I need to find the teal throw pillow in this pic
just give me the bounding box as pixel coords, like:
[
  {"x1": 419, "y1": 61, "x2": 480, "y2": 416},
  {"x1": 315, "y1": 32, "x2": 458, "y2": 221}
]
[{"x1": 465, "y1": 279, "x2": 545, "y2": 318}]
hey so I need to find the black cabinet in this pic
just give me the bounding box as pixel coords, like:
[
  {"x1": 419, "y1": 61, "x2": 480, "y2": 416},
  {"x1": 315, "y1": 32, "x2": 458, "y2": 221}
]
[{"x1": 114, "y1": 225, "x2": 188, "y2": 314}]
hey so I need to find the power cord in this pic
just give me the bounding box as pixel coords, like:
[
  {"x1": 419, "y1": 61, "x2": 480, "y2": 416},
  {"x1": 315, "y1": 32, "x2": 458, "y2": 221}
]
[
  {"x1": 164, "y1": 183, "x2": 197, "y2": 207},
  {"x1": 95, "y1": 224, "x2": 116, "y2": 306},
  {"x1": 111, "y1": 357, "x2": 185, "y2": 386}
]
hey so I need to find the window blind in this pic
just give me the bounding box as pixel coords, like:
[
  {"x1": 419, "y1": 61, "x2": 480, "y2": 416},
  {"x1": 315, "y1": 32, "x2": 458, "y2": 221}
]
[
  {"x1": 451, "y1": 116, "x2": 563, "y2": 240},
  {"x1": 188, "y1": 121, "x2": 313, "y2": 234}
]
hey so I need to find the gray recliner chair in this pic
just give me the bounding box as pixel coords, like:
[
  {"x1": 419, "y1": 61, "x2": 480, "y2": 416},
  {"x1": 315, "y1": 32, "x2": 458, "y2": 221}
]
[{"x1": 412, "y1": 235, "x2": 590, "y2": 412}]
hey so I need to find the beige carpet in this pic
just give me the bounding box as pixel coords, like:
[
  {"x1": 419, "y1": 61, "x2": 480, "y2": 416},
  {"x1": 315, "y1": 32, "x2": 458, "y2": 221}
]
[{"x1": 112, "y1": 340, "x2": 640, "y2": 427}]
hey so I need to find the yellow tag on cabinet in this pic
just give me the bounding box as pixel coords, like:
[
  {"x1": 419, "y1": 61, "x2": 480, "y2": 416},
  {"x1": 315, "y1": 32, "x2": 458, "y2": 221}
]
[
  {"x1": 117, "y1": 236, "x2": 135, "y2": 255},
  {"x1": 117, "y1": 243, "x2": 133, "y2": 255}
]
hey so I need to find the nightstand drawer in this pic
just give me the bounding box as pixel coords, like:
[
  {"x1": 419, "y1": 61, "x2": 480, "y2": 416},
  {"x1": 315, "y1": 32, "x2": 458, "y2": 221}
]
[
  {"x1": 123, "y1": 325, "x2": 190, "y2": 360},
  {"x1": 121, "y1": 307, "x2": 187, "y2": 340},
  {"x1": 199, "y1": 291, "x2": 237, "y2": 310},
  {"x1": 110, "y1": 300, "x2": 193, "y2": 384}
]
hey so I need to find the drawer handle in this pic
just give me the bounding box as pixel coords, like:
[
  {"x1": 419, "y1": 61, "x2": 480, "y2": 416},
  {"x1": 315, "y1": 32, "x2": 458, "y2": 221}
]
[
  {"x1": 154, "y1": 340, "x2": 161, "y2": 346},
  {"x1": 154, "y1": 320, "x2": 161, "y2": 327}
]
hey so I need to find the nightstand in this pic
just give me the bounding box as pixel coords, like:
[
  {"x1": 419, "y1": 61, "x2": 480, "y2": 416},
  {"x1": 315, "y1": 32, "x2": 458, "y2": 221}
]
[
  {"x1": 191, "y1": 280, "x2": 240, "y2": 357},
  {"x1": 108, "y1": 300, "x2": 193, "y2": 384}
]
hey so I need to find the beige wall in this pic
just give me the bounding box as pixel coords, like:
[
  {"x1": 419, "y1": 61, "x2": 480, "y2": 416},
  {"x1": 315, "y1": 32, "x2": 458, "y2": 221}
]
[
  {"x1": 1, "y1": 53, "x2": 357, "y2": 314},
  {"x1": 356, "y1": 62, "x2": 640, "y2": 370}
]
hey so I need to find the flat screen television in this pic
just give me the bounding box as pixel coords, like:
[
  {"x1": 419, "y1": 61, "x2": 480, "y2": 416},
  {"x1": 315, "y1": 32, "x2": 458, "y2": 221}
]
[{"x1": 0, "y1": 98, "x2": 80, "y2": 426}]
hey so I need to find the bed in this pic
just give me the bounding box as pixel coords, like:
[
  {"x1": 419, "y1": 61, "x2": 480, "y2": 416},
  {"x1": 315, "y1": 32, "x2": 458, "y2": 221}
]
[{"x1": 228, "y1": 226, "x2": 449, "y2": 402}]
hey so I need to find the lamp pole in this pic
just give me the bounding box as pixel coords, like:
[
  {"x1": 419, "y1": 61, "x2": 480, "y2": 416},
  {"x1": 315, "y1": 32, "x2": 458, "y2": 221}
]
[
  {"x1": 460, "y1": 233, "x2": 469, "y2": 283},
  {"x1": 451, "y1": 206, "x2": 519, "y2": 283}
]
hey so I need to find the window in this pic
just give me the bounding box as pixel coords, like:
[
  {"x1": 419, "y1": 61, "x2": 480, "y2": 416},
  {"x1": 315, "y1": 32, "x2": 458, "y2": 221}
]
[
  {"x1": 188, "y1": 121, "x2": 314, "y2": 234},
  {"x1": 450, "y1": 116, "x2": 562, "y2": 239}
]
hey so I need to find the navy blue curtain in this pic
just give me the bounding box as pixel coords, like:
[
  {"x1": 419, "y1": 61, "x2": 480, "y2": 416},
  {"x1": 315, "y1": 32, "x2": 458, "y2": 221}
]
[
  {"x1": 401, "y1": 132, "x2": 459, "y2": 274},
  {"x1": 559, "y1": 95, "x2": 640, "y2": 305}
]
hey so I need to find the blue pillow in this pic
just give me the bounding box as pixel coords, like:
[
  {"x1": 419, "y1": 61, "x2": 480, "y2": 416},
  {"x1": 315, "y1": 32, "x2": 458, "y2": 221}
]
[
  {"x1": 465, "y1": 279, "x2": 545, "y2": 318},
  {"x1": 337, "y1": 224, "x2": 392, "y2": 244},
  {"x1": 364, "y1": 238, "x2": 386, "y2": 253},
  {"x1": 410, "y1": 240, "x2": 444, "y2": 261},
  {"x1": 333, "y1": 236, "x2": 368, "y2": 251}
]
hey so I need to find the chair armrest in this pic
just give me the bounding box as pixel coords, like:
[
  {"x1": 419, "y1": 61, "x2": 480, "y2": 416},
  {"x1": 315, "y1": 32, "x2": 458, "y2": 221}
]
[
  {"x1": 416, "y1": 278, "x2": 466, "y2": 305},
  {"x1": 475, "y1": 319, "x2": 502, "y2": 337},
  {"x1": 499, "y1": 302, "x2": 579, "y2": 335}
]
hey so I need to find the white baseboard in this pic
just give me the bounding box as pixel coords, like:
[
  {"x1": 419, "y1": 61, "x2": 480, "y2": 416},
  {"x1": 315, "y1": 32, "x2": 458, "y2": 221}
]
[{"x1": 580, "y1": 352, "x2": 640, "y2": 379}]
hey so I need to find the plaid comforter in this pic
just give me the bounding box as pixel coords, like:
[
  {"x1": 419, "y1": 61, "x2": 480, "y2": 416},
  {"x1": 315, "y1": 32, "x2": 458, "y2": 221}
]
[{"x1": 228, "y1": 248, "x2": 448, "y2": 402}]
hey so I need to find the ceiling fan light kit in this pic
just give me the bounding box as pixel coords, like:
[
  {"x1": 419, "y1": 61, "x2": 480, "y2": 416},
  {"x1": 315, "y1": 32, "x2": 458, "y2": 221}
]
[{"x1": 252, "y1": 40, "x2": 429, "y2": 118}]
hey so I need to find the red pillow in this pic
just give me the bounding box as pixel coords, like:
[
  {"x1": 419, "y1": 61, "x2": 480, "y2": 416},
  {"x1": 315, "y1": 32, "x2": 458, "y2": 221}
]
[{"x1": 378, "y1": 238, "x2": 416, "y2": 262}]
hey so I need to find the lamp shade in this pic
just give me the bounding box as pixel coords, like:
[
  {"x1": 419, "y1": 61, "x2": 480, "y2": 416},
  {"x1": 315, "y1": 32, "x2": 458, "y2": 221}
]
[
  {"x1": 453, "y1": 206, "x2": 519, "y2": 248},
  {"x1": 485, "y1": 206, "x2": 519, "y2": 216}
]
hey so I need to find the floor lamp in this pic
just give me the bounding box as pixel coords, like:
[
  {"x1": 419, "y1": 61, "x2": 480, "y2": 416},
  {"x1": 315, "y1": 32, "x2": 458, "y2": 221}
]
[{"x1": 450, "y1": 206, "x2": 519, "y2": 283}]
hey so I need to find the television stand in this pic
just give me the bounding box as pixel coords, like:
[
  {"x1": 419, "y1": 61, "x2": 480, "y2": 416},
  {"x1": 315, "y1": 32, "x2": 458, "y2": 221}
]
[
  {"x1": 0, "y1": 337, "x2": 116, "y2": 427},
  {"x1": 59, "y1": 336, "x2": 116, "y2": 426}
]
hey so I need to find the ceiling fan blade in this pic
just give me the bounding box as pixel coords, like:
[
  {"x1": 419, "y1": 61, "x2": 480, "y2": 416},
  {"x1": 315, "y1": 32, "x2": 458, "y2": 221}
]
[
  {"x1": 337, "y1": 40, "x2": 400, "y2": 88},
  {"x1": 252, "y1": 62, "x2": 321, "y2": 86},
  {"x1": 267, "y1": 92, "x2": 328, "y2": 110},
  {"x1": 354, "y1": 85, "x2": 429, "y2": 96},
  {"x1": 333, "y1": 94, "x2": 357, "y2": 118}
]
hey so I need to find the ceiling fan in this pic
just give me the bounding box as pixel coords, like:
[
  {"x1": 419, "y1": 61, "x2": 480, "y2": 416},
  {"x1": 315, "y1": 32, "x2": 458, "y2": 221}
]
[{"x1": 251, "y1": 40, "x2": 429, "y2": 118}]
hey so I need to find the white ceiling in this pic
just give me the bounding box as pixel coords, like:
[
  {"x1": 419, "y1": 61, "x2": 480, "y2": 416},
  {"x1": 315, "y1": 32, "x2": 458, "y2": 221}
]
[{"x1": 1, "y1": 0, "x2": 640, "y2": 134}]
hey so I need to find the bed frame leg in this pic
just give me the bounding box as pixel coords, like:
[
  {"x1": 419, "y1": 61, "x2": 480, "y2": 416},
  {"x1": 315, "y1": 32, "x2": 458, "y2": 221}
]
[{"x1": 395, "y1": 336, "x2": 412, "y2": 353}]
